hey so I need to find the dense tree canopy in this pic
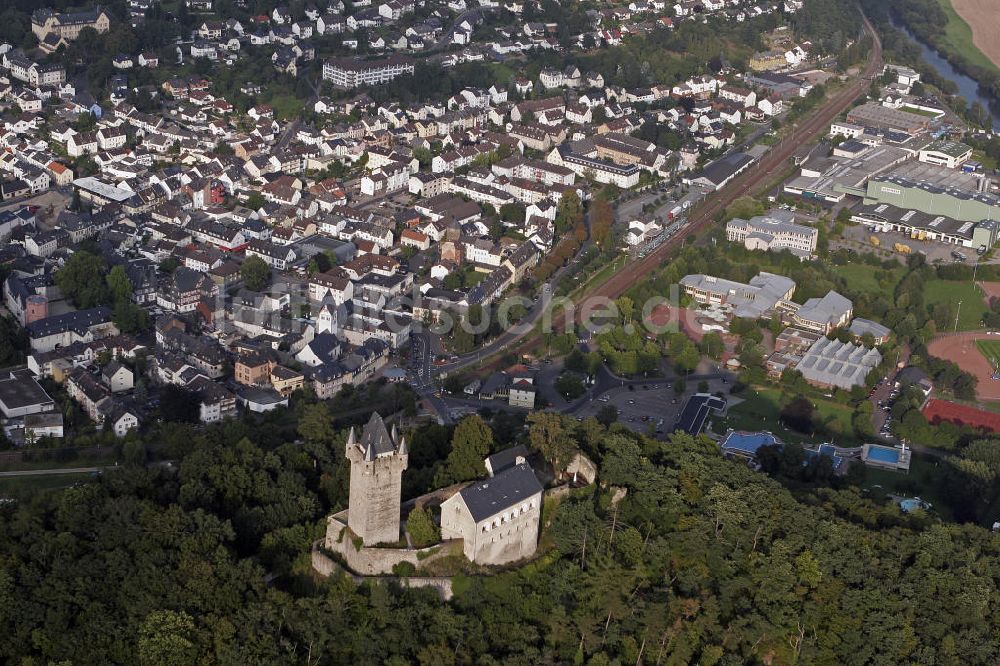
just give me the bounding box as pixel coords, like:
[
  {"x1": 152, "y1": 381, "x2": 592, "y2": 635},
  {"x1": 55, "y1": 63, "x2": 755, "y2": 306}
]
[
  {"x1": 55, "y1": 250, "x2": 110, "y2": 309},
  {"x1": 3, "y1": 416, "x2": 1000, "y2": 664}
]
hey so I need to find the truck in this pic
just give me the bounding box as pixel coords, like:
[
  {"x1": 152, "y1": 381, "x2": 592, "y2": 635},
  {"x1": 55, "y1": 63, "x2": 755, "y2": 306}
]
[
  {"x1": 667, "y1": 205, "x2": 683, "y2": 221},
  {"x1": 894, "y1": 243, "x2": 912, "y2": 254},
  {"x1": 869, "y1": 235, "x2": 880, "y2": 247}
]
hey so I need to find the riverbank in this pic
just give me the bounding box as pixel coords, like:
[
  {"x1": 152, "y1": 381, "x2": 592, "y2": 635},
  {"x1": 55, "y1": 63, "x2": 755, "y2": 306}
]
[
  {"x1": 947, "y1": 0, "x2": 1000, "y2": 72},
  {"x1": 884, "y1": 6, "x2": 1000, "y2": 130}
]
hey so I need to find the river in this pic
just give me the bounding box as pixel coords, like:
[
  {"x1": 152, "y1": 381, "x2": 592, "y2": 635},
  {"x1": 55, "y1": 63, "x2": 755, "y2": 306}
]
[{"x1": 890, "y1": 16, "x2": 1000, "y2": 131}]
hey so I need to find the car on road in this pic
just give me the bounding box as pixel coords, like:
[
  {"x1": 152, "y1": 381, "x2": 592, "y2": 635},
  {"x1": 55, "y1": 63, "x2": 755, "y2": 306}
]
[{"x1": 628, "y1": 399, "x2": 635, "y2": 404}]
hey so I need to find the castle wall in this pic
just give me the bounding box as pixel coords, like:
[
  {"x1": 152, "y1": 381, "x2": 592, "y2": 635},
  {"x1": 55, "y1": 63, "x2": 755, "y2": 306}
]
[
  {"x1": 323, "y1": 514, "x2": 455, "y2": 577},
  {"x1": 311, "y1": 541, "x2": 454, "y2": 600}
]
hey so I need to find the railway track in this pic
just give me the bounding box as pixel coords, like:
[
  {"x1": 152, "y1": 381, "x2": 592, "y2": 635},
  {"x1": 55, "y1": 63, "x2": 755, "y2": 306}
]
[
  {"x1": 473, "y1": 12, "x2": 884, "y2": 366},
  {"x1": 584, "y1": 11, "x2": 884, "y2": 305}
]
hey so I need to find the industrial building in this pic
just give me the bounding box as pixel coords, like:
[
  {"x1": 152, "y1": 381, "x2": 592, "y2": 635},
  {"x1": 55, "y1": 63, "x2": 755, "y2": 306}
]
[
  {"x1": 917, "y1": 140, "x2": 973, "y2": 170},
  {"x1": 846, "y1": 103, "x2": 931, "y2": 134},
  {"x1": 783, "y1": 144, "x2": 910, "y2": 203},
  {"x1": 862, "y1": 162, "x2": 1000, "y2": 224},
  {"x1": 852, "y1": 202, "x2": 999, "y2": 251}
]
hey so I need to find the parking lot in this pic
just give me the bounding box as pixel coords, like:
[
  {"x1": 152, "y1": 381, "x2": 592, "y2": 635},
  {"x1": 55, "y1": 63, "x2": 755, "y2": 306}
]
[
  {"x1": 574, "y1": 377, "x2": 732, "y2": 437},
  {"x1": 840, "y1": 224, "x2": 987, "y2": 264}
]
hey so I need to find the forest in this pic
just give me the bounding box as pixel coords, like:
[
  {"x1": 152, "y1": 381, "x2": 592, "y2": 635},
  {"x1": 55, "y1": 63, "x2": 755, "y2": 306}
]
[{"x1": 3, "y1": 406, "x2": 1000, "y2": 664}]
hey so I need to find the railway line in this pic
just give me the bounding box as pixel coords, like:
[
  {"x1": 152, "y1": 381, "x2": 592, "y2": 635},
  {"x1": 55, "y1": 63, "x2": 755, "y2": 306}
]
[{"x1": 583, "y1": 11, "x2": 883, "y2": 306}]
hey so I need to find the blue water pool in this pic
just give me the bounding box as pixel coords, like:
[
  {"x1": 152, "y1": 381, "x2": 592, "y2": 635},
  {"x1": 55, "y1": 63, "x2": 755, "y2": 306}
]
[{"x1": 867, "y1": 446, "x2": 900, "y2": 464}]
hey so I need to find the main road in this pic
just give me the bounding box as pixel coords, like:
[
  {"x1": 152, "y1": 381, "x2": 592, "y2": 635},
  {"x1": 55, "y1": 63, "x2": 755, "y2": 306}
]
[{"x1": 418, "y1": 11, "x2": 882, "y2": 382}]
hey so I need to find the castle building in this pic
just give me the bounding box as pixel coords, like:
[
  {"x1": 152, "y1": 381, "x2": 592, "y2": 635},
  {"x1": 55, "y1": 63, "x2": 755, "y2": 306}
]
[
  {"x1": 346, "y1": 412, "x2": 408, "y2": 545},
  {"x1": 440, "y1": 457, "x2": 543, "y2": 566}
]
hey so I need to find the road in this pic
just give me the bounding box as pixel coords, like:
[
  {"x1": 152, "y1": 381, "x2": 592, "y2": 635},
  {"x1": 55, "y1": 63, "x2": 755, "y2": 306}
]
[
  {"x1": 426, "y1": 273, "x2": 559, "y2": 379},
  {"x1": 411, "y1": 10, "x2": 882, "y2": 395},
  {"x1": 0, "y1": 467, "x2": 100, "y2": 478},
  {"x1": 276, "y1": 119, "x2": 301, "y2": 150}
]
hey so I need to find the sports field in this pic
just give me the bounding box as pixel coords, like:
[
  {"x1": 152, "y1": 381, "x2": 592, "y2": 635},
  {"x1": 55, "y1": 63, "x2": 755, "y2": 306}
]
[
  {"x1": 928, "y1": 332, "x2": 1000, "y2": 400},
  {"x1": 950, "y1": 0, "x2": 1000, "y2": 72},
  {"x1": 975, "y1": 339, "x2": 1000, "y2": 370},
  {"x1": 924, "y1": 280, "x2": 986, "y2": 331}
]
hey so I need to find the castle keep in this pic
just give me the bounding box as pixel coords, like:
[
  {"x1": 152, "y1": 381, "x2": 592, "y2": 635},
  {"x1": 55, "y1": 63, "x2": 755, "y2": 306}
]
[{"x1": 346, "y1": 412, "x2": 408, "y2": 545}]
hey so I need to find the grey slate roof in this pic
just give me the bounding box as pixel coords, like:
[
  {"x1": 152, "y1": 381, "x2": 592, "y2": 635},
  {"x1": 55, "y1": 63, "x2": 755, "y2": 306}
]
[
  {"x1": 484, "y1": 445, "x2": 529, "y2": 476},
  {"x1": 459, "y1": 462, "x2": 543, "y2": 523},
  {"x1": 795, "y1": 291, "x2": 852, "y2": 329},
  {"x1": 848, "y1": 317, "x2": 891, "y2": 341},
  {"x1": 359, "y1": 412, "x2": 398, "y2": 457},
  {"x1": 26, "y1": 306, "x2": 112, "y2": 339}
]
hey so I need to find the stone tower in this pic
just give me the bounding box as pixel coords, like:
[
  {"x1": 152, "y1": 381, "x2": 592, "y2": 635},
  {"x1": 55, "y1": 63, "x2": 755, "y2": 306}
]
[{"x1": 346, "y1": 412, "x2": 408, "y2": 545}]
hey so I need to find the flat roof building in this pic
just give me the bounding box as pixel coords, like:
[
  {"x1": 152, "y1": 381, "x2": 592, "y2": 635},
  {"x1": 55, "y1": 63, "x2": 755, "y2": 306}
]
[
  {"x1": 0, "y1": 370, "x2": 56, "y2": 418},
  {"x1": 852, "y1": 201, "x2": 999, "y2": 251},
  {"x1": 674, "y1": 393, "x2": 727, "y2": 436},
  {"x1": 846, "y1": 103, "x2": 931, "y2": 134}
]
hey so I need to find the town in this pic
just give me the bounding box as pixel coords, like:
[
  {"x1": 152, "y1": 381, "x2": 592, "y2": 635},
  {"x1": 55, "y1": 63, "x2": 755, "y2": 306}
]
[
  {"x1": 0, "y1": 0, "x2": 827, "y2": 443},
  {"x1": 0, "y1": 0, "x2": 997, "y2": 522}
]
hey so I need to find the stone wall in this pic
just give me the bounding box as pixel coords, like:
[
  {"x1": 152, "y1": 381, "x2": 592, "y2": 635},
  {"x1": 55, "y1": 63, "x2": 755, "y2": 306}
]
[
  {"x1": 311, "y1": 545, "x2": 454, "y2": 600},
  {"x1": 323, "y1": 512, "x2": 456, "y2": 576}
]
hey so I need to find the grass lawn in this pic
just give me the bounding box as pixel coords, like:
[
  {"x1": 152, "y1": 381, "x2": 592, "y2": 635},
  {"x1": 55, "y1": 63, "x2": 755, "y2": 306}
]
[
  {"x1": 266, "y1": 94, "x2": 304, "y2": 121},
  {"x1": 976, "y1": 339, "x2": 1000, "y2": 370},
  {"x1": 0, "y1": 472, "x2": 97, "y2": 496},
  {"x1": 924, "y1": 279, "x2": 986, "y2": 330},
  {"x1": 832, "y1": 263, "x2": 902, "y2": 295},
  {"x1": 718, "y1": 387, "x2": 860, "y2": 447},
  {"x1": 936, "y1": 0, "x2": 1000, "y2": 75},
  {"x1": 857, "y1": 454, "x2": 953, "y2": 521},
  {"x1": 0, "y1": 451, "x2": 117, "y2": 473}
]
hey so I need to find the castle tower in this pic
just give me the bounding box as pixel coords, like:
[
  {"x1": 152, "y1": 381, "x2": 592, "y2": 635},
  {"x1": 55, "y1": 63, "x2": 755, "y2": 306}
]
[
  {"x1": 346, "y1": 412, "x2": 408, "y2": 545},
  {"x1": 25, "y1": 295, "x2": 49, "y2": 325}
]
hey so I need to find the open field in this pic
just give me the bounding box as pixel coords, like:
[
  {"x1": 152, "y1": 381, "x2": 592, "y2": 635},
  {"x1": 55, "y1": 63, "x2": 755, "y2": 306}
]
[
  {"x1": 832, "y1": 263, "x2": 903, "y2": 295},
  {"x1": 0, "y1": 472, "x2": 96, "y2": 496},
  {"x1": 928, "y1": 332, "x2": 1000, "y2": 400},
  {"x1": 718, "y1": 387, "x2": 859, "y2": 447},
  {"x1": 949, "y1": 0, "x2": 1000, "y2": 72},
  {"x1": 975, "y1": 339, "x2": 1000, "y2": 369},
  {"x1": 923, "y1": 279, "x2": 986, "y2": 330}
]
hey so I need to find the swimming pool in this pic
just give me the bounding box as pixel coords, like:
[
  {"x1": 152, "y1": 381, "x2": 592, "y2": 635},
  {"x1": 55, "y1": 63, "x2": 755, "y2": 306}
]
[
  {"x1": 899, "y1": 499, "x2": 927, "y2": 513},
  {"x1": 866, "y1": 446, "x2": 900, "y2": 464}
]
